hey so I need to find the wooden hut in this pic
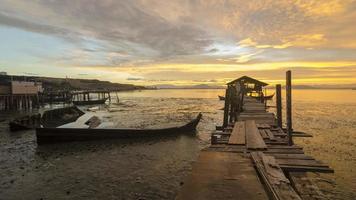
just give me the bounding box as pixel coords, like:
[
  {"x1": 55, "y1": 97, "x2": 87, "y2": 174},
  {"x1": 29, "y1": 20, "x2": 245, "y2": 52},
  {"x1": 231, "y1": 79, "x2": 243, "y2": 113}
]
[
  {"x1": 223, "y1": 76, "x2": 269, "y2": 127},
  {"x1": 0, "y1": 80, "x2": 41, "y2": 110},
  {"x1": 227, "y1": 76, "x2": 268, "y2": 98}
]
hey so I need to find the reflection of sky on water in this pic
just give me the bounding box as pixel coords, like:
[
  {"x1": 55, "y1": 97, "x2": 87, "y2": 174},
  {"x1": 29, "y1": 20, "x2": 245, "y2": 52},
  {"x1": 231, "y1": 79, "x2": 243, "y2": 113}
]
[{"x1": 0, "y1": 89, "x2": 355, "y2": 199}]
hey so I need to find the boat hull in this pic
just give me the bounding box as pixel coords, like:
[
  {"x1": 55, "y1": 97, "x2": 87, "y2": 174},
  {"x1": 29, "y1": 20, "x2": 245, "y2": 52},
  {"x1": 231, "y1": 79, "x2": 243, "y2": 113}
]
[
  {"x1": 218, "y1": 95, "x2": 225, "y2": 100},
  {"x1": 250, "y1": 94, "x2": 275, "y2": 101},
  {"x1": 36, "y1": 113, "x2": 202, "y2": 144}
]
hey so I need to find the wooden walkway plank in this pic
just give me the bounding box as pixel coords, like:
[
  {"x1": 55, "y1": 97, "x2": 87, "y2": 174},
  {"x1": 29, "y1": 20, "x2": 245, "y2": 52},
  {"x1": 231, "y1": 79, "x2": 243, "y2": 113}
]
[
  {"x1": 260, "y1": 129, "x2": 269, "y2": 139},
  {"x1": 251, "y1": 152, "x2": 302, "y2": 200},
  {"x1": 245, "y1": 120, "x2": 267, "y2": 150},
  {"x1": 265, "y1": 129, "x2": 276, "y2": 141},
  {"x1": 176, "y1": 151, "x2": 269, "y2": 200},
  {"x1": 268, "y1": 154, "x2": 314, "y2": 160},
  {"x1": 228, "y1": 121, "x2": 246, "y2": 145},
  {"x1": 276, "y1": 159, "x2": 329, "y2": 167},
  {"x1": 279, "y1": 165, "x2": 334, "y2": 173}
]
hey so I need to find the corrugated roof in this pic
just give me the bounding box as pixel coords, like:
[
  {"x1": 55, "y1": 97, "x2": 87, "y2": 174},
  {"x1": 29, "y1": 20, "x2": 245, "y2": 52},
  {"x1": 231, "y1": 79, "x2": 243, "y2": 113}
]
[{"x1": 227, "y1": 76, "x2": 268, "y2": 86}]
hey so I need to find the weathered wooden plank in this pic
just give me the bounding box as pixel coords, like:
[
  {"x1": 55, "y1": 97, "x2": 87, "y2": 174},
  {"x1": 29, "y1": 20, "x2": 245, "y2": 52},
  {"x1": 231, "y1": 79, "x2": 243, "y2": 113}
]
[
  {"x1": 246, "y1": 120, "x2": 267, "y2": 150},
  {"x1": 205, "y1": 146, "x2": 305, "y2": 154},
  {"x1": 276, "y1": 159, "x2": 328, "y2": 167},
  {"x1": 257, "y1": 123, "x2": 271, "y2": 129},
  {"x1": 279, "y1": 165, "x2": 334, "y2": 173},
  {"x1": 251, "y1": 152, "x2": 302, "y2": 200},
  {"x1": 265, "y1": 129, "x2": 276, "y2": 141},
  {"x1": 264, "y1": 149, "x2": 304, "y2": 154},
  {"x1": 260, "y1": 129, "x2": 269, "y2": 139},
  {"x1": 213, "y1": 131, "x2": 232, "y2": 135},
  {"x1": 228, "y1": 121, "x2": 246, "y2": 145},
  {"x1": 267, "y1": 145, "x2": 303, "y2": 149},
  {"x1": 240, "y1": 113, "x2": 275, "y2": 117},
  {"x1": 268, "y1": 154, "x2": 314, "y2": 160},
  {"x1": 265, "y1": 141, "x2": 289, "y2": 145},
  {"x1": 85, "y1": 116, "x2": 101, "y2": 129}
]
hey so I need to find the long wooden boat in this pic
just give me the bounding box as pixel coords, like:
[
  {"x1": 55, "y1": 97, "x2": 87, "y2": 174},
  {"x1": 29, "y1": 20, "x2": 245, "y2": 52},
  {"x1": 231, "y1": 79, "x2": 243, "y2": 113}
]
[
  {"x1": 36, "y1": 113, "x2": 202, "y2": 144},
  {"x1": 218, "y1": 95, "x2": 225, "y2": 100},
  {"x1": 72, "y1": 98, "x2": 108, "y2": 106},
  {"x1": 250, "y1": 93, "x2": 275, "y2": 101}
]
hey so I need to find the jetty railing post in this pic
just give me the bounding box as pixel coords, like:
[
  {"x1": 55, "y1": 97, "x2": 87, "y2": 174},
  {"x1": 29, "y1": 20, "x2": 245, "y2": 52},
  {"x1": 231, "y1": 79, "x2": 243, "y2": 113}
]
[
  {"x1": 229, "y1": 86, "x2": 236, "y2": 123},
  {"x1": 276, "y1": 84, "x2": 282, "y2": 128},
  {"x1": 223, "y1": 87, "x2": 230, "y2": 127},
  {"x1": 234, "y1": 85, "x2": 240, "y2": 120},
  {"x1": 239, "y1": 83, "x2": 244, "y2": 113},
  {"x1": 286, "y1": 71, "x2": 293, "y2": 145}
]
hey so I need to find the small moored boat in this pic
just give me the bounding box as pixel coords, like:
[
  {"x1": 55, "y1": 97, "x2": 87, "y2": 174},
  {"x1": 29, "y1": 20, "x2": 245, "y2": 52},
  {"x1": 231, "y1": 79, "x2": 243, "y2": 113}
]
[
  {"x1": 218, "y1": 95, "x2": 225, "y2": 100},
  {"x1": 41, "y1": 106, "x2": 85, "y2": 128},
  {"x1": 36, "y1": 113, "x2": 202, "y2": 144},
  {"x1": 250, "y1": 93, "x2": 275, "y2": 101},
  {"x1": 9, "y1": 114, "x2": 41, "y2": 132}
]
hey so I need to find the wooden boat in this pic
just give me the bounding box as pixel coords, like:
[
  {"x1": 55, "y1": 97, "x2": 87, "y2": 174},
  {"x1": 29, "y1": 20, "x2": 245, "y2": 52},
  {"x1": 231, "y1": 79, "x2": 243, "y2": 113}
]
[
  {"x1": 250, "y1": 93, "x2": 275, "y2": 101},
  {"x1": 9, "y1": 114, "x2": 41, "y2": 132},
  {"x1": 72, "y1": 98, "x2": 108, "y2": 106},
  {"x1": 36, "y1": 113, "x2": 202, "y2": 144},
  {"x1": 218, "y1": 95, "x2": 225, "y2": 101},
  {"x1": 9, "y1": 106, "x2": 85, "y2": 131},
  {"x1": 41, "y1": 106, "x2": 85, "y2": 128}
]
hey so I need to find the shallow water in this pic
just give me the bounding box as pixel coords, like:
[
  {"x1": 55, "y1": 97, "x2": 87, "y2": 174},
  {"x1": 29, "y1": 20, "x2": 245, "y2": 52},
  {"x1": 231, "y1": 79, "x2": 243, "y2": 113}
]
[{"x1": 0, "y1": 89, "x2": 355, "y2": 199}]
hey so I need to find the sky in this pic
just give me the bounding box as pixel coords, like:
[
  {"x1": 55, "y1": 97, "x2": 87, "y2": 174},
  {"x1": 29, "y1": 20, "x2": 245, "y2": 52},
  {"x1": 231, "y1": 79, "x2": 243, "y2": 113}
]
[{"x1": 0, "y1": 0, "x2": 356, "y2": 86}]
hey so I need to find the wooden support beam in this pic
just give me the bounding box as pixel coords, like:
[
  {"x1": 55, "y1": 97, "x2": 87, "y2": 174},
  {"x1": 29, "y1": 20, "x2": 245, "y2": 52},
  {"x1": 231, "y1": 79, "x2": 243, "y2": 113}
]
[
  {"x1": 276, "y1": 84, "x2": 282, "y2": 128},
  {"x1": 286, "y1": 70, "x2": 293, "y2": 145}
]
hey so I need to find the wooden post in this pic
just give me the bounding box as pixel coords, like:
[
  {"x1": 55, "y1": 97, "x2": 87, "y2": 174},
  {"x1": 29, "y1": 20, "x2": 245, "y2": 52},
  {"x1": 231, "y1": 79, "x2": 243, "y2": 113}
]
[
  {"x1": 239, "y1": 83, "x2": 245, "y2": 113},
  {"x1": 276, "y1": 84, "x2": 282, "y2": 128},
  {"x1": 229, "y1": 86, "x2": 236, "y2": 123},
  {"x1": 223, "y1": 87, "x2": 231, "y2": 127},
  {"x1": 286, "y1": 71, "x2": 293, "y2": 145}
]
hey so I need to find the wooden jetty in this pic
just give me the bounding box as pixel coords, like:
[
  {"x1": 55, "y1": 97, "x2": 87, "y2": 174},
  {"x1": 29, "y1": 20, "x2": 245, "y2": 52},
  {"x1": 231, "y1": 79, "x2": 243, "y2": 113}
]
[
  {"x1": 177, "y1": 72, "x2": 333, "y2": 200},
  {"x1": 71, "y1": 90, "x2": 111, "y2": 105},
  {"x1": 40, "y1": 91, "x2": 72, "y2": 104}
]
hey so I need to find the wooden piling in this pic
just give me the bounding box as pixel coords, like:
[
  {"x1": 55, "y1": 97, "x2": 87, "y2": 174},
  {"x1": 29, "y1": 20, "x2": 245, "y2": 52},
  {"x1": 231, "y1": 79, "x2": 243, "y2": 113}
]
[
  {"x1": 229, "y1": 87, "x2": 236, "y2": 123},
  {"x1": 276, "y1": 84, "x2": 282, "y2": 128},
  {"x1": 223, "y1": 87, "x2": 230, "y2": 127},
  {"x1": 286, "y1": 71, "x2": 293, "y2": 145}
]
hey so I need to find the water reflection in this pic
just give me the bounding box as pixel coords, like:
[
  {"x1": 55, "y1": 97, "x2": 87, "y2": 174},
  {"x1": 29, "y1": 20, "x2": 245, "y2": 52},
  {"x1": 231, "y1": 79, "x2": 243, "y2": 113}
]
[{"x1": 0, "y1": 89, "x2": 355, "y2": 199}]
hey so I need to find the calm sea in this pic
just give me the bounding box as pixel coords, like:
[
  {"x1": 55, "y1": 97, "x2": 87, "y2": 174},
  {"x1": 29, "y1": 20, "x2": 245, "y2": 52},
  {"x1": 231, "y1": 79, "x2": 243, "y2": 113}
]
[{"x1": 0, "y1": 89, "x2": 355, "y2": 199}]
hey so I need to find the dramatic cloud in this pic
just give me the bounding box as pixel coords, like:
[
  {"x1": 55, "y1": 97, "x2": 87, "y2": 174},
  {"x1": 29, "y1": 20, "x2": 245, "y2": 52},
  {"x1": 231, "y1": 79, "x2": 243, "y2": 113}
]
[{"x1": 0, "y1": 0, "x2": 356, "y2": 85}]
